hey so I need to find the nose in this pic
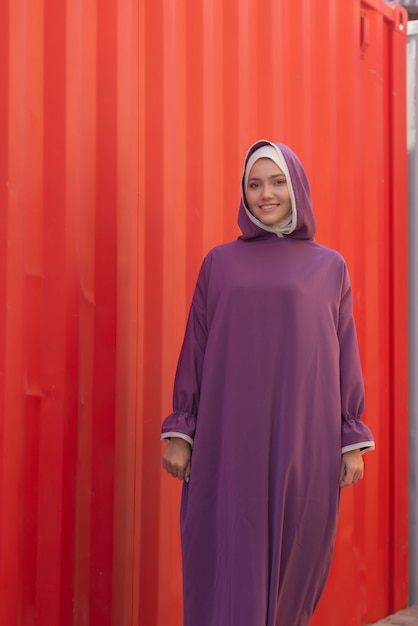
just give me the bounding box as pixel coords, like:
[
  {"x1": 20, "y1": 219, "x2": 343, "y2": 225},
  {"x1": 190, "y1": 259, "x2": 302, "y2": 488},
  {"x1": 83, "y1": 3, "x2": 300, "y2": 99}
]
[{"x1": 261, "y1": 184, "x2": 274, "y2": 199}]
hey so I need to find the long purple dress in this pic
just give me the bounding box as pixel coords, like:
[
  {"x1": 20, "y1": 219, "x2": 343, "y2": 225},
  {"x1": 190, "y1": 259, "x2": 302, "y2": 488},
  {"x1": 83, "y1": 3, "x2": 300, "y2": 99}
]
[{"x1": 162, "y1": 141, "x2": 374, "y2": 626}]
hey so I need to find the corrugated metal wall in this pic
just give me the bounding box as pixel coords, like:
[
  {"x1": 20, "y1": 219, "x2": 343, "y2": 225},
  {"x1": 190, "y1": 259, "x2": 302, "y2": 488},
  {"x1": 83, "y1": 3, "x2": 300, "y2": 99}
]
[{"x1": 0, "y1": 1, "x2": 408, "y2": 625}]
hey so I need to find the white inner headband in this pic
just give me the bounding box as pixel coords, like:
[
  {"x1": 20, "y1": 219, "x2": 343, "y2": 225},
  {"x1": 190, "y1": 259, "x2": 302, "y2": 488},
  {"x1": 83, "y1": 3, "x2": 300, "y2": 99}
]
[{"x1": 244, "y1": 145, "x2": 289, "y2": 191}]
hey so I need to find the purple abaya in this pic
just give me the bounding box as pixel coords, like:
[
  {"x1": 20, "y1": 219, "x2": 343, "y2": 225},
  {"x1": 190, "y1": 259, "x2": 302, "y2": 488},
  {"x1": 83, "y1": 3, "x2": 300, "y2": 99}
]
[{"x1": 162, "y1": 141, "x2": 374, "y2": 626}]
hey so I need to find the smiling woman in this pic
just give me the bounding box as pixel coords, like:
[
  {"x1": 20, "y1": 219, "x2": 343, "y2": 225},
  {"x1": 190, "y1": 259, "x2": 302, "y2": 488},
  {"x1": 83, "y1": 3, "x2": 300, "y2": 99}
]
[
  {"x1": 242, "y1": 143, "x2": 298, "y2": 237},
  {"x1": 161, "y1": 139, "x2": 375, "y2": 626}
]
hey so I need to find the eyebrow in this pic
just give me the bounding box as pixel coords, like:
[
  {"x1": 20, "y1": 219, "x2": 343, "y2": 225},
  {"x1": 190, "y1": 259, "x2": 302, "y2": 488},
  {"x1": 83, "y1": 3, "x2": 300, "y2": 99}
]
[{"x1": 248, "y1": 174, "x2": 286, "y2": 182}]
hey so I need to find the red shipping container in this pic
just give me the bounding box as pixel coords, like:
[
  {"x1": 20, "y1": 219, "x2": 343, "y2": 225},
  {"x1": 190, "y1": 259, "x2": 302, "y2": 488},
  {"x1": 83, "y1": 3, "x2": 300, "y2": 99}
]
[{"x1": 0, "y1": 0, "x2": 407, "y2": 624}]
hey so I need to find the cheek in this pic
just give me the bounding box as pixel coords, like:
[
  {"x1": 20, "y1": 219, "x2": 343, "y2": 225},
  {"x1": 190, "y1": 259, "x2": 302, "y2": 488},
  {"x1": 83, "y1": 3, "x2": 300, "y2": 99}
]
[
  {"x1": 281, "y1": 190, "x2": 291, "y2": 205},
  {"x1": 246, "y1": 191, "x2": 258, "y2": 207}
]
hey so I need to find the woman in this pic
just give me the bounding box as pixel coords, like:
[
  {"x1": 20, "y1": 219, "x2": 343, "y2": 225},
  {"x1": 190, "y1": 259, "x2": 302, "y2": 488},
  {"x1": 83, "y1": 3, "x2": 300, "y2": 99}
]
[{"x1": 161, "y1": 140, "x2": 375, "y2": 626}]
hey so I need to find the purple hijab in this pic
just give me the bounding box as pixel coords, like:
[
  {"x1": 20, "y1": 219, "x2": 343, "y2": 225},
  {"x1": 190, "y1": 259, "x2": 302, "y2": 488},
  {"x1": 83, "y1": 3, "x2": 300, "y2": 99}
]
[{"x1": 162, "y1": 140, "x2": 374, "y2": 626}]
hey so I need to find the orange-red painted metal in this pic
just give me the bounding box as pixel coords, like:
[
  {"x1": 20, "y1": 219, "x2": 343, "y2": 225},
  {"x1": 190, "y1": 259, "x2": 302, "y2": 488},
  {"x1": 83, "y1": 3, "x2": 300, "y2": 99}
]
[{"x1": 0, "y1": 1, "x2": 408, "y2": 625}]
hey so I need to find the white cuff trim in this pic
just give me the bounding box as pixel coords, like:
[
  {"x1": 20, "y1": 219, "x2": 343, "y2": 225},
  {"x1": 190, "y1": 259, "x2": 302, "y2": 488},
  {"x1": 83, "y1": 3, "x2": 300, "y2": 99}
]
[
  {"x1": 161, "y1": 432, "x2": 194, "y2": 447},
  {"x1": 342, "y1": 441, "x2": 375, "y2": 454}
]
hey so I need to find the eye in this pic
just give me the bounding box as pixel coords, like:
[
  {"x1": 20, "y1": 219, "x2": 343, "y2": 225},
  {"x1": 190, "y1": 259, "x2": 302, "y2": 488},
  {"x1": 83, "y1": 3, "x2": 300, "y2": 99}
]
[
  {"x1": 274, "y1": 179, "x2": 286, "y2": 186},
  {"x1": 248, "y1": 182, "x2": 260, "y2": 189}
]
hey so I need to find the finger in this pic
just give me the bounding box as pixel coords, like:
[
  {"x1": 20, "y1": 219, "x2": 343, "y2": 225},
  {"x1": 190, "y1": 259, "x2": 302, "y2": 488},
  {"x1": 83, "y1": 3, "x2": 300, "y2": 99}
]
[
  {"x1": 340, "y1": 468, "x2": 354, "y2": 487},
  {"x1": 339, "y1": 464, "x2": 350, "y2": 486},
  {"x1": 162, "y1": 456, "x2": 174, "y2": 474},
  {"x1": 162, "y1": 447, "x2": 191, "y2": 480},
  {"x1": 170, "y1": 459, "x2": 186, "y2": 479},
  {"x1": 162, "y1": 458, "x2": 180, "y2": 479},
  {"x1": 166, "y1": 464, "x2": 178, "y2": 478},
  {"x1": 349, "y1": 464, "x2": 364, "y2": 483},
  {"x1": 340, "y1": 470, "x2": 363, "y2": 488},
  {"x1": 162, "y1": 452, "x2": 180, "y2": 475},
  {"x1": 178, "y1": 457, "x2": 192, "y2": 481}
]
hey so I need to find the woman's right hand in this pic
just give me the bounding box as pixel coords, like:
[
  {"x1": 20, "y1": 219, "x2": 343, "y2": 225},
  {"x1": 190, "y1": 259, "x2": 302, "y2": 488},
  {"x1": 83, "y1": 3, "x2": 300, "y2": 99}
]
[{"x1": 162, "y1": 437, "x2": 192, "y2": 482}]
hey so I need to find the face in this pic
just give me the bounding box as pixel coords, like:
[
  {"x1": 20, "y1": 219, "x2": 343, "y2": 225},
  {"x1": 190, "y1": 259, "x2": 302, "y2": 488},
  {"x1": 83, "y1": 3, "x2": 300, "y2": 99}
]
[{"x1": 246, "y1": 158, "x2": 291, "y2": 227}]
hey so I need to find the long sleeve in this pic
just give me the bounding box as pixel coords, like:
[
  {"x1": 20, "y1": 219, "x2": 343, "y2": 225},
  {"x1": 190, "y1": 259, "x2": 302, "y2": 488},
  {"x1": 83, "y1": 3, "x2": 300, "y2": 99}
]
[
  {"x1": 338, "y1": 265, "x2": 375, "y2": 453},
  {"x1": 161, "y1": 263, "x2": 208, "y2": 445}
]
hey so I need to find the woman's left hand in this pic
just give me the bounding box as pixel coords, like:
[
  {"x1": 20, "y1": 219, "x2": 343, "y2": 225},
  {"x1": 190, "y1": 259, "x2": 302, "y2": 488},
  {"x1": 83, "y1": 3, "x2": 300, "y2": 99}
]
[{"x1": 339, "y1": 449, "x2": 364, "y2": 488}]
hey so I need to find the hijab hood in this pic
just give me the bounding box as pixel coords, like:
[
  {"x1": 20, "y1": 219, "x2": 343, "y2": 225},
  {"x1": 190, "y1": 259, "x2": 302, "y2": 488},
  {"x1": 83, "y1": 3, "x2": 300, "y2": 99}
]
[{"x1": 239, "y1": 140, "x2": 316, "y2": 240}]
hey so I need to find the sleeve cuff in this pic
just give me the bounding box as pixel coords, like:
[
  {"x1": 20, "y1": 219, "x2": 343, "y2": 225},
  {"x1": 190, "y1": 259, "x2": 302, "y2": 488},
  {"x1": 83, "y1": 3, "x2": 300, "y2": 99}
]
[
  {"x1": 161, "y1": 432, "x2": 194, "y2": 447},
  {"x1": 341, "y1": 441, "x2": 375, "y2": 454}
]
